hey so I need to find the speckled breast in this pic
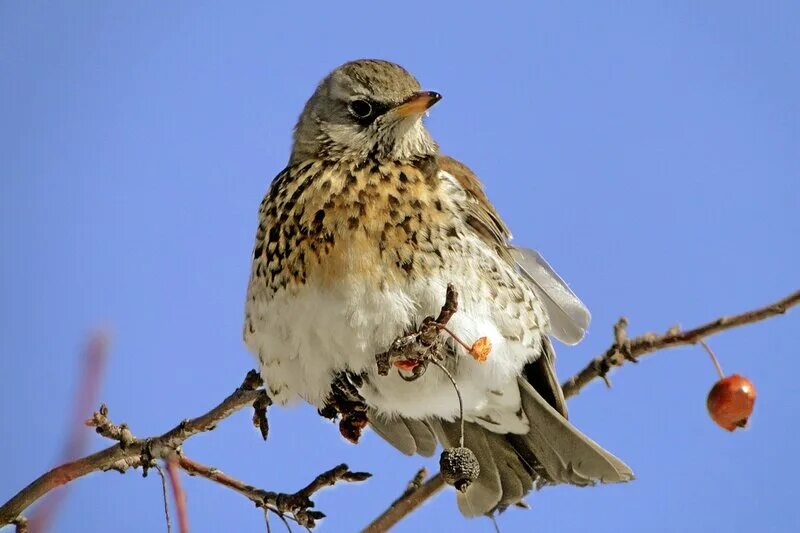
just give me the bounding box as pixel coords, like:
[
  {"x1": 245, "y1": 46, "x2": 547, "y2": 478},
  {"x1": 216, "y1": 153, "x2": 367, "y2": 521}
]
[{"x1": 250, "y1": 155, "x2": 462, "y2": 295}]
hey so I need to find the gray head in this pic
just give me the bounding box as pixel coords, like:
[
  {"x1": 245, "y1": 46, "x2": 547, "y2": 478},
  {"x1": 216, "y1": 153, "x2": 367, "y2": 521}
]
[{"x1": 290, "y1": 60, "x2": 441, "y2": 164}]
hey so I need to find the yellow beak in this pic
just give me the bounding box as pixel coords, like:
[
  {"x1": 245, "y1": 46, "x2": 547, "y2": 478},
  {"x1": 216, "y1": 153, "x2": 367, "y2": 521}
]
[{"x1": 392, "y1": 91, "x2": 442, "y2": 118}]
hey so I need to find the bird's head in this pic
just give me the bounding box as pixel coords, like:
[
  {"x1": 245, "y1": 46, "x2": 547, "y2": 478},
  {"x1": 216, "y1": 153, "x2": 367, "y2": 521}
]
[{"x1": 290, "y1": 59, "x2": 441, "y2": 164}]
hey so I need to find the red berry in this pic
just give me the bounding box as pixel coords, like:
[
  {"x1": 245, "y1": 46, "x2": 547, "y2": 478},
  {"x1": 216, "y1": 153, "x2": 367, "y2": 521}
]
[{"x1": 706, "y1": 374, "x2": 756, "y2": 431}]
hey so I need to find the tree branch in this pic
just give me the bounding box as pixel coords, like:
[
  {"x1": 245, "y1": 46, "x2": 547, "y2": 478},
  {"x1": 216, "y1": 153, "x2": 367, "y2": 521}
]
[
  {"x1": 3, "y1": 290, "x2": 797, "y2": 532},
  {"x1": 178, "y1": 456, "x2": 370, "y2": 529},
  {"x1": 0, "y1": 371, "x2": 265, "y2": 527},
  {"x1": 362, "y1": 473, "x2": 445, "y2": 533},
  {"x1": 561, "y1": 289, "x2": 800, "y2": 398}
]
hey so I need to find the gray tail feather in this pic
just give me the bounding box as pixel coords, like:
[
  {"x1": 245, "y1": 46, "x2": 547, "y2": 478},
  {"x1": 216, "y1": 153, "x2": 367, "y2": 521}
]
[
  {"x1": 368, "y1": 377, "x2": 633, "y2": 517},
  {"x1": 367, "y1": 409, "x2": 438, "y2": 457},
  {"x1": 509, "y1": 377, "x2": 633, "y2": 487}
]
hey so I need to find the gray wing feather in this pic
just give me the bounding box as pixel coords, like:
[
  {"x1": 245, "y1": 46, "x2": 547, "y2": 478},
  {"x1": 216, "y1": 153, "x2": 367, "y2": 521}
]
[
  {"x1": 511, "y1": 246, "x2": 591, "y2": 345},
  {"x1": 510, "y1": 378, "x2": 634, "y2": 485},
  {"x1": 483, "y1": 431, "x2": 532, "y2": 507},
  {"x1": 368, "y1": 410, "x2": 416, "y2": 455},
  {"x1": 402, "y1": 418, "x2": 437, "y2": 457},
  {"x1": 367, "y1": 410, "x2": 437, "y2": 457}
]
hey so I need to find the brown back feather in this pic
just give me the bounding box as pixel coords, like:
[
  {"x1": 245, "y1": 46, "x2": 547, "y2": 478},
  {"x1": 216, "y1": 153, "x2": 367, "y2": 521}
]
[{"x1": 437, "y1": 155, "x2": 515, "y2": 264}]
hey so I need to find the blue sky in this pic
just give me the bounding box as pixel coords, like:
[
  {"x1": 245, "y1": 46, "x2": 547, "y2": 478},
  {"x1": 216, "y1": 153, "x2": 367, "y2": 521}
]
[{"x1": 1, "y1": 2, "x2": 798, "y2": 532}]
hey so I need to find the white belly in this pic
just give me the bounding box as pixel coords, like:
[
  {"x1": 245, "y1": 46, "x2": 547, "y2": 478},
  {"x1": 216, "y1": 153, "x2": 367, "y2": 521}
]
[{"x1": 246, "y1": 261, "x2": 543, "y2": 433}]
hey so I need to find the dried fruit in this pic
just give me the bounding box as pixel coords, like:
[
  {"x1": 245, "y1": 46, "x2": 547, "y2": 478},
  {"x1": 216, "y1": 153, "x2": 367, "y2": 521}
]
[
  {"x1": 469, "y1": 337, "x2": 492, "y2": 363},
  {"x1": 439, "y1": 326, "x2": 491, "y2": 363},
  {"x1": 393, "y1": 359, "x2": 419, "y2": 372},
  {"x1": 707, "y1": 374, "x2": 756, "y2": 431},
  {"x1": 439, "y1": 447, "x2": 480, "y2": 492}
]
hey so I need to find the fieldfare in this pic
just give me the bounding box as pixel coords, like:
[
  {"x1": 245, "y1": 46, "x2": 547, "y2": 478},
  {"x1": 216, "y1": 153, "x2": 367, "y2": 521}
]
[{"x1": 244, "y1": 59, "x2": 633, "y2": 516}]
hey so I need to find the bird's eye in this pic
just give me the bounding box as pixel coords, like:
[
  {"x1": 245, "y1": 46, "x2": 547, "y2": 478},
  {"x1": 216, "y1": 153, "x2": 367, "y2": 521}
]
[{"x1": 348, "y1": 99, "x2": 373, "y2": 119}]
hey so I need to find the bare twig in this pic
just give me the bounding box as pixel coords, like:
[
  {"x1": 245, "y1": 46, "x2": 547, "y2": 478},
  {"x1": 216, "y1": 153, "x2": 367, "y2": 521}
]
[
  {"x1": 176, "y1": 455, "x2": 277, "y2": 511},
  {"x1": 362, "y1": 473, "x2": 445, "y2": 533},
  {"x1": 86, "y1": 403, "x2": 136, "y2": 449},
  {"x1": 433, "y1": 283, "x2": 459, "y2": 325},
  {"x1": 178, "y1": 456, "x2": 370, "y2": 529},
  {"x1": 0, "y1": 371, "x2": 265, "y2": 527},
  {"x1": 27, "y1": 332, "x2": 109, "y2": 532},
  {"x1": 439, "y1": 325, "x2": 473, "y2": 353},
  {"x1": 155, "y1": 465, "x2": 173, "y2": 533},
  {"x1": 166, "y1": 457, "x2": 190, "y2": 533},
  {"x1": 368, "y1": 466, "x2": 429, "y2": 528},
  {"x1": 404, "y1": 468, "x2": 428, "y2": 496},
  {"x1": 699, "y1": 340, "x2": 725, "y2": 380},
  {"x1": 277, "y1": 513, "x2": 293, "y2": 533},
  {"x1": 429, "y1": 360, "x2": 465, "y2": 447},
  {"x1": 561, "y1": 289, "x2": 800, "y2": 398}
]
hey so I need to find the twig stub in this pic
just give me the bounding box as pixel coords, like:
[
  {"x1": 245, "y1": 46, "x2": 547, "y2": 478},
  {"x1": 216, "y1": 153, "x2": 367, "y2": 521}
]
[{"x1": 177, "y1": 457, "x2": 369, "y2": 529}]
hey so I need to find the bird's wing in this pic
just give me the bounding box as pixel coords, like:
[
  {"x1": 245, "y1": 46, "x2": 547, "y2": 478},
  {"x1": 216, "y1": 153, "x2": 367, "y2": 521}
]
[
  {"x1": 367, "y1": 409, "x2": 437, "y2": 457},
  {"x1": 437, "y1": 155, "x2": 514, "y2": 262},
  {"x1": 368, "y1": 157, "x2": 627, "y2": 518},
  {"x1": 511, "y1": 246, "x2": 591, "y2": 345},
  {"x1": 437, "y1": 154, "x2": 591, "y2": 345}
]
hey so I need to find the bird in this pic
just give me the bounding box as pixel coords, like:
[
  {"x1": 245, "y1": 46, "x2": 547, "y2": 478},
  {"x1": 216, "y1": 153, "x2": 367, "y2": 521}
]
[{"x1": 243, "y1": 59, "x2": 633, "y2": 517}]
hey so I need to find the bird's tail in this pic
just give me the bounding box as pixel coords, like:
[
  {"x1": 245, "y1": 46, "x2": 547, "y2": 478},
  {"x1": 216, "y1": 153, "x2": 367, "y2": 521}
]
[{"x1": 431, "y1": 377, "x2": 634, "y2": 516}]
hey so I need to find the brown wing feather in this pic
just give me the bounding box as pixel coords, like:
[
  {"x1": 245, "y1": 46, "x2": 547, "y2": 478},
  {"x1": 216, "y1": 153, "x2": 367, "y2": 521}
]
[{"x1": 437, "y1": 155, "x2": 514, "y2": 263}]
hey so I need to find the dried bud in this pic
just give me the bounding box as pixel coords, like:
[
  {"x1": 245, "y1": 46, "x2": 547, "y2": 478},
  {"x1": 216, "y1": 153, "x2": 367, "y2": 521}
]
[
  {"x1": 469, "y1": 337, "x2": 492, "y2": 362},
  {"x1": 440, "y1": 447, "x2": 480, "y2": 492}
]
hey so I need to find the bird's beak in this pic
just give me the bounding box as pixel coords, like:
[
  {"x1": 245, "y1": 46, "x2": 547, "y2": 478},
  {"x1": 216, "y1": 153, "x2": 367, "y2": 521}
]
[{"x1": 392, "y1": 91, "x2": 442, "y2": 118}]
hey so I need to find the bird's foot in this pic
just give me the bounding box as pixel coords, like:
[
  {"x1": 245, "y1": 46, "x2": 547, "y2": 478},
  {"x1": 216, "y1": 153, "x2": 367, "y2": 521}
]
[{"x1": 320, "y1": 373, "x2": 369, "y2": 444}]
